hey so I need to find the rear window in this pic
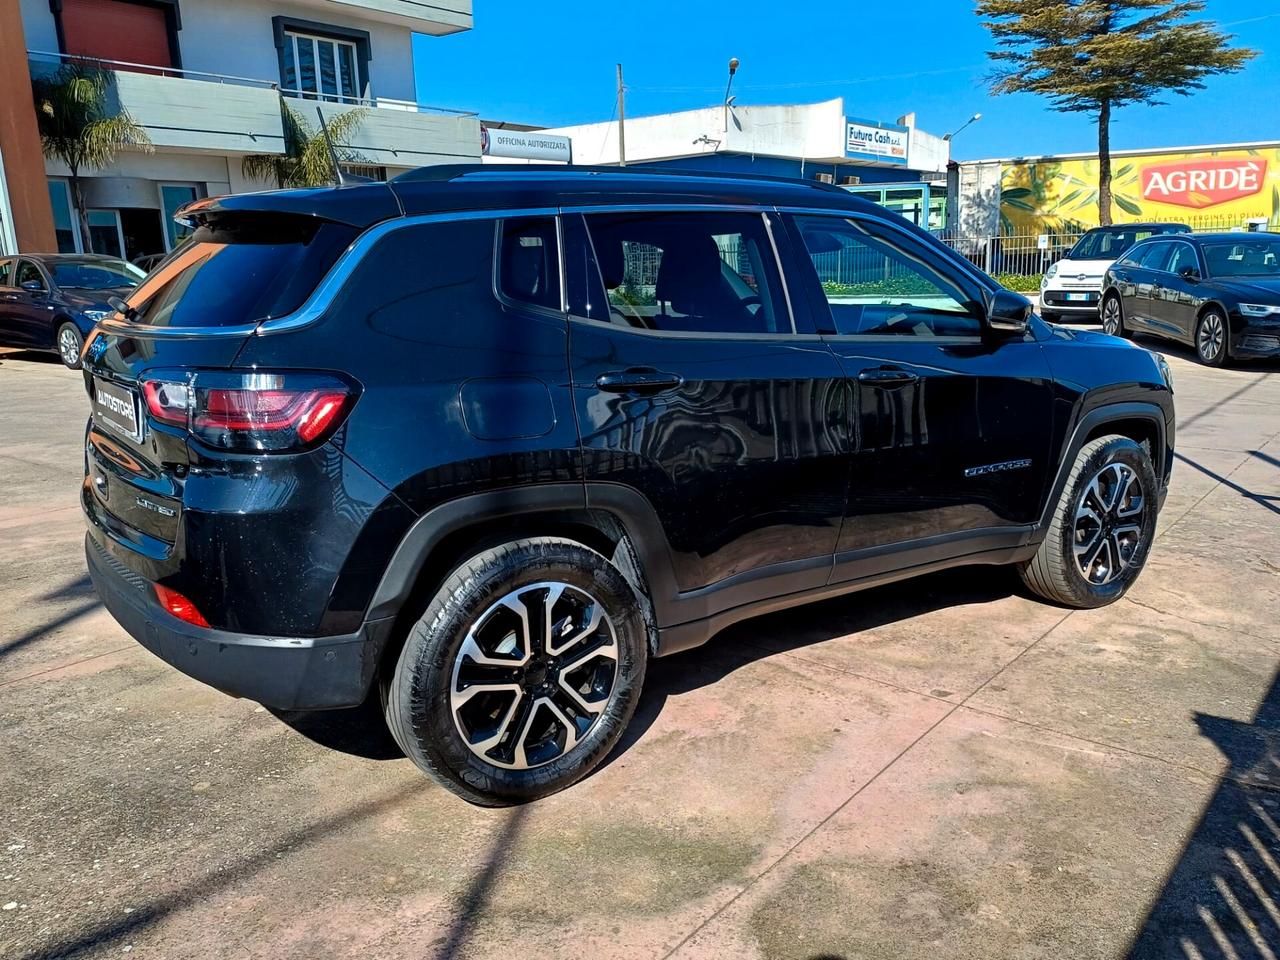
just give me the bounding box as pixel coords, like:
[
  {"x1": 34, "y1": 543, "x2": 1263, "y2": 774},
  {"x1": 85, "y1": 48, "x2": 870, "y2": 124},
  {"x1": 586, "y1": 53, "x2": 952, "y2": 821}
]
[{"x1": 124, "y1": 216, "x2": 357, "y2": 328}]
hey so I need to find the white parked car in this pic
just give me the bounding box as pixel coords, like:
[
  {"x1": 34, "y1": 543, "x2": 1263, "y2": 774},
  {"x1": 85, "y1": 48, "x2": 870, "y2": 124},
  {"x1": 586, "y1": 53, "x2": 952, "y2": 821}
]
[{"x1": 1040, "y1": 223, "x2": 1189, "y2": 322}]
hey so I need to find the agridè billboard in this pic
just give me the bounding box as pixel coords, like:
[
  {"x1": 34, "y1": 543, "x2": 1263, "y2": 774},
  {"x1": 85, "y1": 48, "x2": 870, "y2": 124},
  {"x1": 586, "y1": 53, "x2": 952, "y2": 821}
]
[{"x1": 999, "y1": 146, "x2": 1280, "y2": 235}]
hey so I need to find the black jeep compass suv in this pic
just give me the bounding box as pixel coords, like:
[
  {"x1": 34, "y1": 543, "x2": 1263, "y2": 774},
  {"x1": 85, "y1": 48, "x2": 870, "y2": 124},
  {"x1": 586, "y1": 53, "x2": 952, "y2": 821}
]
[{"x1": 82, "y1": 166, "x2": 1175, "y2": 805}]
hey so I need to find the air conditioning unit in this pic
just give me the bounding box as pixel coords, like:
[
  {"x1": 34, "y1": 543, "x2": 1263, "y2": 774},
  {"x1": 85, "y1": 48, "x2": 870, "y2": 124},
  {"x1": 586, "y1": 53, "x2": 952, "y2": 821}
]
[
  {"x1": 841, "y1": 175, "x2": 861, "y2": 185},
  {"x1": 814, "y1": 173, "x2": 835, "y2": 184}
]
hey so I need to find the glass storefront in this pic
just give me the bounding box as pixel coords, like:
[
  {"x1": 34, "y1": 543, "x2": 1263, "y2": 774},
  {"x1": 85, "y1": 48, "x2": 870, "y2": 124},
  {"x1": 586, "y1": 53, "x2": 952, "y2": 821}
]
[{"x1": 48, "y1": 180, "x2": 79, "y2": 252}]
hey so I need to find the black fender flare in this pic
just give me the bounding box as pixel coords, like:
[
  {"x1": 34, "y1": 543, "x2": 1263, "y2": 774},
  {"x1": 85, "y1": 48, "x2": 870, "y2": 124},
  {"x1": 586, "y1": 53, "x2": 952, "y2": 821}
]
[
  {"x1": 363, "y1": 481, "x2": 681, "y2": 627},
  {"x1": 1036, "y1": 400, "x2": 1171, "y2": 534}
]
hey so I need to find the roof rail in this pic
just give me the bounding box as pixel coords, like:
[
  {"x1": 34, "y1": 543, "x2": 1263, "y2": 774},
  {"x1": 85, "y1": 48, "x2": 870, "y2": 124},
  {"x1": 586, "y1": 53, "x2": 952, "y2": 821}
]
[{"x1": 391, "y1": 162, "x2": 851, "y2": 194}]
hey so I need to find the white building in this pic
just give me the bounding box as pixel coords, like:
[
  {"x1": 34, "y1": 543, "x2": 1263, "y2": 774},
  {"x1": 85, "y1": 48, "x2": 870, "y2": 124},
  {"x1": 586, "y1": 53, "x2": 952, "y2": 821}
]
[
  {"x1": 19, "y1": 0, "x2": 478, "y2": 259},
  {"x1": 540, "y1": 98, "x2": 951, "y2": 229}
]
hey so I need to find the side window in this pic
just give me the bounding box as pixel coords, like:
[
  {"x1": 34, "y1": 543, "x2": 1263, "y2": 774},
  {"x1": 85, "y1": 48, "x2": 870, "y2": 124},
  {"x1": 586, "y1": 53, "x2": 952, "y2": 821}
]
[
  {"x1": 562, "y1": 214, "x2": 610, "y2": 323},
  {"x1": 15, "y1": 261, "x2": 45, "y2": 290},
  {"x1": 583, "y1": 211, "x2": 788, "y2": 334},
  {"x1": 1137, "y1": 242, "x2": 1173, "y2": 271},
  {"x1": 497, "y1": 217, "x2": 560, "y2": 311},
  {"x1": 0, "y1": 259, "x2": 12, "y2": 286},
  {"x1": 1166, "y1": 244, "x2": 1198, "y2": 277},
  {"x1": 794, "y1": 215, "x2": 982, "y2": 337}
]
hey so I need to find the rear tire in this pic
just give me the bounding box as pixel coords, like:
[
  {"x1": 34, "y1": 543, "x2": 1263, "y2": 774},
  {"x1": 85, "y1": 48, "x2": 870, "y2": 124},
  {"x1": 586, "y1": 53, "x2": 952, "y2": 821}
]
[
  {"x1": 56, "y1": 322, "x2": 83, "y2": 369},
  {"x1": 385, "y1": 537, "x2": 647, "y2": 805},
  {"x1": 1019, "y1": 435, "x2": 1158, "y2": 608},
  {"x1": 1195, "y1": 308, "x2": 1229, "y2": 367}
]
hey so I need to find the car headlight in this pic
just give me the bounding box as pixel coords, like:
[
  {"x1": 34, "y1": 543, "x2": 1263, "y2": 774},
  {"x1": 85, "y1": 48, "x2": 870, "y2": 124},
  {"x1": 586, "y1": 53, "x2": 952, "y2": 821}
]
[
  {"x1": 1239, "y1": 303, "x2": 1280, "y2": 317},
  {"x1": 1043, "y1": 262, "x2": 1059, "y2": 284},
  {"x1": 82, "y1": 309, "x2": 113, "y2": 322},
  {"x1": 1157, "y1": 353, "x2": 1173, "y2": 392}
]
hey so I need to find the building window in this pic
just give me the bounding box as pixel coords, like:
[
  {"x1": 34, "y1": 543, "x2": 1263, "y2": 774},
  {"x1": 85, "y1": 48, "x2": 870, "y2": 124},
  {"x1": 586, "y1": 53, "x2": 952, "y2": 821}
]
[
  {"x1": 159, "y1": 183, "x2": 200, "y2": 249},
  {"x1": 48, "y1": 181, "x2": 80, "y2": 253},
  {"x1": 273, "y1": 18, "x2": 371, "y2": 105},
  {"x1": 87, "y1": 210, "x2": 125, "y2": 258},
  {"x1": 56, "y1": 0, "x2": 181, "y2": 70}
]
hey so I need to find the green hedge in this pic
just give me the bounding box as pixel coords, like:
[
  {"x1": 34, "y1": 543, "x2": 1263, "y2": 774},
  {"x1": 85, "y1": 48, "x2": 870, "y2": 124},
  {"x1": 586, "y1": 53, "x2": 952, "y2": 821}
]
[
  {"x1": 823, "y1": 274, "x2": 1043, "y2": 297},
  {"x1": 991, "y1": 273, "x2": 1043, "y2": 292}
]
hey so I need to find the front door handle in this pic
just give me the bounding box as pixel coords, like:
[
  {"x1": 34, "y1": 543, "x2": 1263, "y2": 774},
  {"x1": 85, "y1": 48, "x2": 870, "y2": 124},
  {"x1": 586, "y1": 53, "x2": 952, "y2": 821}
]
[
  {"x1": 857, "y1": 367, "x2": 919, "y2": 387},
  {"x1": 595, "y1": 369, "x2": 683, "y2": 394}
]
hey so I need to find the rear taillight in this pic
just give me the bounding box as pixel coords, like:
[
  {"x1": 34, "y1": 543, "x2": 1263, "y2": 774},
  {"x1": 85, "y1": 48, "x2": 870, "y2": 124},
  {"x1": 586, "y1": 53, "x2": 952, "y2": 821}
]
[
  {"x1": 154, "y1": 584, "x2": 210, "y2": 628},
  {"x1": 141, "y1": 370, "x2": 357, "y2": 452}
]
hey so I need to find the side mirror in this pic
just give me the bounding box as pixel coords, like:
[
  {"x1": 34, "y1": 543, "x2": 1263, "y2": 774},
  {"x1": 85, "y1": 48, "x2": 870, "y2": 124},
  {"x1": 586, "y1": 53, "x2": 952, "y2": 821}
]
[
  {"x1": 986, "y1": 288, "x2": 1031, "y2": 335},
  {"x1": 1178, "y1": 265, "x2": 1200, "y2": 282},
  {"x1": 20, "y1": 280, "x2": 45, "y2": 295}
]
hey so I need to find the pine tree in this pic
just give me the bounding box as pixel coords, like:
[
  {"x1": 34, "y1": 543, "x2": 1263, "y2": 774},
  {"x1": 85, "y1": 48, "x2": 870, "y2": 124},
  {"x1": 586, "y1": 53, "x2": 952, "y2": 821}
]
[{"x1": 977, "y1": 0, "x2": 1256, "y2": 225}]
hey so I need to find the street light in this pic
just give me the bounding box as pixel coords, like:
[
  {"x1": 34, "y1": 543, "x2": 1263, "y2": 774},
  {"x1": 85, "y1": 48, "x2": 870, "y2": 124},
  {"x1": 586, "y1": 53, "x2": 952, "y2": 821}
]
[
  {"x1": 943, "y1": 112, "x2": 982, "y2": 141},
  {"x1": 723, "y1": 57, "x2": 740, "y2": 132}
]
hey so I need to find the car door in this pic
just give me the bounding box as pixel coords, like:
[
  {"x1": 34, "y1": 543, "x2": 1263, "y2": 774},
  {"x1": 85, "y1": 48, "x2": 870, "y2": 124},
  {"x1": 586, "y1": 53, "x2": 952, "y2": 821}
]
[
  {"x1": 1126, "y1": 241, "x2": 1174, "y2": 335},
  {"x1": 1159, "y1": 240, "x2": 1205, "y2": 344},
  {"x1": 8, "y1": 259, "x2": 56, "y2": 348},
  {"x1": 565, "y1": 208, "x2": 848, "y2": 605},
  {"x1": 783, "y1": 212, "x2": 1055, "y2": 573},
  {"x1": 0, "y1": 258, "x2": 21, "y2": 346}
]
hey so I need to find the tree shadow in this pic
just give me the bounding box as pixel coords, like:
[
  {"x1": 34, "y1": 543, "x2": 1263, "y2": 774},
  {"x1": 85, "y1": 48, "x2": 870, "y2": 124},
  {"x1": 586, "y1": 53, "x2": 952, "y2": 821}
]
[
  {"x1": 1127, "y1": 666, "x2": 1280, "y2": 958},
  {"x1": 599, "y1": 564, "x2": 1017, "y2": 774}
]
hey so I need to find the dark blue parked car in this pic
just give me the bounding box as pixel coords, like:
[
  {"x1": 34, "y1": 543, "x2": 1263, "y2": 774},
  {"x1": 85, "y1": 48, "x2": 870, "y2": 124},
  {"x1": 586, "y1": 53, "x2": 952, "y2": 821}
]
[
  {"x1": 0, "y1": 253, "x2": 143, "y2": 368},
  {"x1": 80, "y1": 165, "x2": 1175, "y2": 804}
]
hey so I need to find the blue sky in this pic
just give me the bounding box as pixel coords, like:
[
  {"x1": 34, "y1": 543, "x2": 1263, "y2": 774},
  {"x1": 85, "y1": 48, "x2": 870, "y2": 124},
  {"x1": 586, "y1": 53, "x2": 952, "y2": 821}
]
[{"x1": 413, "y1": 1, "x2": 1279, "y2": 160}]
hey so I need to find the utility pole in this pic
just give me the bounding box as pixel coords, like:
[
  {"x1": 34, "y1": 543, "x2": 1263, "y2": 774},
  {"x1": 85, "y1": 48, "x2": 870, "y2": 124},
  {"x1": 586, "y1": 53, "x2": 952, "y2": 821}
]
[{"x1": 616, "y1": 63, "x2": 626, "y2": 167}]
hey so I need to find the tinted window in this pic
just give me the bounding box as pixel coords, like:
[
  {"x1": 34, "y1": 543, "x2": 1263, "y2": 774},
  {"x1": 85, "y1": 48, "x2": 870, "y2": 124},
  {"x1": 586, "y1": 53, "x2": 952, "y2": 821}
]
[
  {"x1": 1070, "y1": 227, "x2": 1166, "y2": 261},
  {"x1": 583, "y1": 211, "x2": 787, "y2": 334},
  {"x1": 1165, "y1": 243, "x2": 1199, "y2": 277},
  {"x1": 1136, "y1": 241, "x2": 1173, "y2": 271},
  {"x1": 497, "y1": 217, "x2": 560, "y2": 311},
  {"x1": 562, "y1": 214, "x2": 609, "y2": 323},
  {"x1": 15, "y1": 261, "x2": 45, "y2": 290},
  {"x1": 795, "y1": 215, "x2": 982, "y2": 337},
  {"x1": 124, "y1": 216, "x2": 356, "y2": 327},
  {"x1": 1203, "y1": 238, "x2": 1280, "y2": 278},
  {"x1": 49, "y1": 258, "x2": 143, "y2": 290},
  {"x1": 0, "y1": 259, "x2": 11, "y2": 286}
]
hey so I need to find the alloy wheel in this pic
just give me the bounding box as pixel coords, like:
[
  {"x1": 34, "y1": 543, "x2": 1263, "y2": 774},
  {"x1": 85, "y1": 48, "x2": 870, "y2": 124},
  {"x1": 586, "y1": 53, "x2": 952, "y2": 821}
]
[
  {"x1": 449, "y1": 582, "x2": 618, "y2": 770},
  {"x1": 59, "y1": 327, "x2": 81, "y2": 366},
  {"x1": 1101, "y1": 297, "x2": 1121, "y2": 336},
  {"x1": 1198, "y1": 313, "x2": 1225, "y2": 363},
  {"x1": 1073, "y1": 462, "x2": 1146, "y2": 585}
]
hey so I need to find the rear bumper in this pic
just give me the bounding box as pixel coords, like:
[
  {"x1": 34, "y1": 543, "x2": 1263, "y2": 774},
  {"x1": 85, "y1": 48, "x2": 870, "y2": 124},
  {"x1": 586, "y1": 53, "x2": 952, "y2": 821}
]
[{"x1": 86, "y1": 532, "x2": 393, "y2": 710}]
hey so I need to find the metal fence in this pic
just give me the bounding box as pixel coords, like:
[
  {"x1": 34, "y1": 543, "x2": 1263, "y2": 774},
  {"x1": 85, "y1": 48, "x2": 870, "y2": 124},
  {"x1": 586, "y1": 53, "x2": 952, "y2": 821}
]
[{"x1": 939, "y1": 214, "x2": 1280, "y2": 277}]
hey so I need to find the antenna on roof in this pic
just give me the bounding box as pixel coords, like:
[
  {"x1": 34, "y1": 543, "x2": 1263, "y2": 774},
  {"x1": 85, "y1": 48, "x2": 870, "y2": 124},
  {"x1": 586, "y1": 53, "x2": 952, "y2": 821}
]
[{"x1": 316, "y1": 107, "x2": 372, "y2": 186}]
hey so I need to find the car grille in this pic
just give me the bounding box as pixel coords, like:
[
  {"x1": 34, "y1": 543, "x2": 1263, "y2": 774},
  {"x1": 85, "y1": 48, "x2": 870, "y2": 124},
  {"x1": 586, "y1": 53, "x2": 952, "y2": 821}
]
[
  {"x1": 1043, "y1": 292, "x2": 1100, "y2": 307},
  {"x1": 1239, "y1": 334, "x2": 1280, "y2": 353}
]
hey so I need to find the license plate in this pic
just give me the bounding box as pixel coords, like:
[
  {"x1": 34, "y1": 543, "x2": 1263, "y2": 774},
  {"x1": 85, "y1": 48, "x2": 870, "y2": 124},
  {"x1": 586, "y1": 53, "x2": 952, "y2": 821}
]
[
  {"x1": 93, "y1": 377, "x2": 142, "y2": 442},
  {"x1": 1065, "y1": 293, "x2": 1093, "y2": 302}
]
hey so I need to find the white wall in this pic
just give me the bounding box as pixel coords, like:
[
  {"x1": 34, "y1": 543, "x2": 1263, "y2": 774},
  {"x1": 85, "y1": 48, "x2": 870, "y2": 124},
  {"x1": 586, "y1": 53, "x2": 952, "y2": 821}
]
[
  {"x1": 44, "y1": 151, "x2": 234, "y2": 200},
  {"x1": 179, "y1": 0, "x2": 418, "y2": 102}
]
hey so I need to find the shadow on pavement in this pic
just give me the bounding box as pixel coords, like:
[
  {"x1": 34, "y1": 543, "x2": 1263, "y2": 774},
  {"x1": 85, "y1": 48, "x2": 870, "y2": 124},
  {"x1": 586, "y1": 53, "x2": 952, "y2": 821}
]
[
  {"x1": 1127, "y1": 666, "x2": 1280, "y2": 958},
  {"x1": 1175, "y1": 451, "x2": 1280, "y2": 517},
  {"x1": 270, "y1": 694, "x2": 404, "y2": 761}
]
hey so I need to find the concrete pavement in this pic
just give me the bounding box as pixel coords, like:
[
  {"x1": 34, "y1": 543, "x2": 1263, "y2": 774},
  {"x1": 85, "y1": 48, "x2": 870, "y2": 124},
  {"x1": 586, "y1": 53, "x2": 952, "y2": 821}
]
[{"x1": 1, "y1": 339, "x2": 1277, "y2": 960}]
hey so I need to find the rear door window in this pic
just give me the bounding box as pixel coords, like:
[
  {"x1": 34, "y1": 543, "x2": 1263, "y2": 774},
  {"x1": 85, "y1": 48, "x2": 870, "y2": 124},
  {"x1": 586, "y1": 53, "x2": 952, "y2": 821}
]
[
  {"x1": 582, "y1": 211, "x2": 788, "y2": 335},
  {"x1": 124, "y1": 216, "x2": 356, "y2": 328}
]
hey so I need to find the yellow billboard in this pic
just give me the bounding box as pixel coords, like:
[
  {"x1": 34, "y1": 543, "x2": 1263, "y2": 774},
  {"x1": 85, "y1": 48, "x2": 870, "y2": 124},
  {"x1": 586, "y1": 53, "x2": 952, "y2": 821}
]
[{"x1": 999, "y1": 146, "x2": 1280, "y2": 236}]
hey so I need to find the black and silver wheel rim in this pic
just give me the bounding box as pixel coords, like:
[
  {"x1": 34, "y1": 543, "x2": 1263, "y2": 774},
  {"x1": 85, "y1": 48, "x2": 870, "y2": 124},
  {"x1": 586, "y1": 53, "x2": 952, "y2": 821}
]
[
  {"x1": 1073, "y1": 462, "x2": 1146, "y2": 585},
  {"x1": 1198, "y1": 313, "x2": 1224, "y2": 362},
  {"x1": 1101, "y1": 298, "x2": 1121, "y2": 336},
  {"x1": 58, "y1": 327, "x2": 81, "y2": 366},
  {"x1": 449, "y1": 582, "x2": 618, "y2": 770}
]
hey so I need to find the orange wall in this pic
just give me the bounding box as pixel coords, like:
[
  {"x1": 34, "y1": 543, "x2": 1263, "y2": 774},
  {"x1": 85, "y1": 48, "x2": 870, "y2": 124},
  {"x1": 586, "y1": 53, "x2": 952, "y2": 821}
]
[{"x1": 0, "y1": 1, "x2": 57, "y2": 253}]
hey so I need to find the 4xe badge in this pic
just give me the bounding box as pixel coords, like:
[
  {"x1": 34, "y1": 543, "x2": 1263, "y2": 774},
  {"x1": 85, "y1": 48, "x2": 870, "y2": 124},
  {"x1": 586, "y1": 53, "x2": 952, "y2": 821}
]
[{"x1": 1141, "y1": 157, "x2": 1267, "y2": 209}]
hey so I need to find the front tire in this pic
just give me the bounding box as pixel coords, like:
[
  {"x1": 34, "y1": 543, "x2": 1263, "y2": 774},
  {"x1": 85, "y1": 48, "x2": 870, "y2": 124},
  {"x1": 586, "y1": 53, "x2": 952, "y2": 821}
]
[
  {"x1": 1019, "y1": 435, "x2": 1158, "y2": 608},
  {"x1": 385, "y1": 537, "x2": 648, "y2": 805},
  {"x1": 1195, "y1": 309, "x2": 1229, "y2": 367},
  {"x1": 56, "y1": 322, "x2": 83, "y2": 369},
  {"x1": 1100, "y1": 294, "x2": 1128, "y2": 338}
]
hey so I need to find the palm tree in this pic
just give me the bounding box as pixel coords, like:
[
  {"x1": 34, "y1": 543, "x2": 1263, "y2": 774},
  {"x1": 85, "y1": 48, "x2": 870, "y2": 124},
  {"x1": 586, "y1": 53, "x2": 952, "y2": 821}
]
[
  {"x1": 31, "y1": 61, "x2": 152, "y2": 253},
  {"x1": 243, "y1": 100, "x2": 369, "y2": 189}
]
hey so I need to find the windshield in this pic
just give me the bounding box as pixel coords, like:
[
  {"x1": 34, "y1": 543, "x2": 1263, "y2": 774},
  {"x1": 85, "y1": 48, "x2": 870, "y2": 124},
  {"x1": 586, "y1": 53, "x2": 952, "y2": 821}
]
[
  {"x1": 50, "y1": 258, "x2": 144, "y2": 290},
  {"x1": 1069, "y1": 227, "x2": 1173, "y2": 261},
  {"x1": 1202, "y1": 238, "x2": 1280, "y2": 278}
]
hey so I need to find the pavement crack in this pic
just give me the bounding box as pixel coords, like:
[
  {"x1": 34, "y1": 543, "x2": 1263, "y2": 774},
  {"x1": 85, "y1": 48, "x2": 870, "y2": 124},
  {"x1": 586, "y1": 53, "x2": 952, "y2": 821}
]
[{"x1": 1122, "y1": 595, "x2": 1278, "y2": 646}]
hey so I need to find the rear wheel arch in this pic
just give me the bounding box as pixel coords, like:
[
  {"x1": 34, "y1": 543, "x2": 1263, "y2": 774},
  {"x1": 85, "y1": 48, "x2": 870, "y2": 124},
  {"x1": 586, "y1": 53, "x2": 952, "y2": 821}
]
[{"x1": 367, "y1": 485, "x2": 675, "y2": 677}]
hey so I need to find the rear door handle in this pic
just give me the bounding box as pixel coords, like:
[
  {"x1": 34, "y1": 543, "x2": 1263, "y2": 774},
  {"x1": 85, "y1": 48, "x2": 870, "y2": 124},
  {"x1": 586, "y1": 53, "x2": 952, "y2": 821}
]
[
  {"x1": 857, "y1": 367, "x2": 919, "y2": 387},
  {"x1": 595, "y1": 369, "x2": 683, "y2": 394}
]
